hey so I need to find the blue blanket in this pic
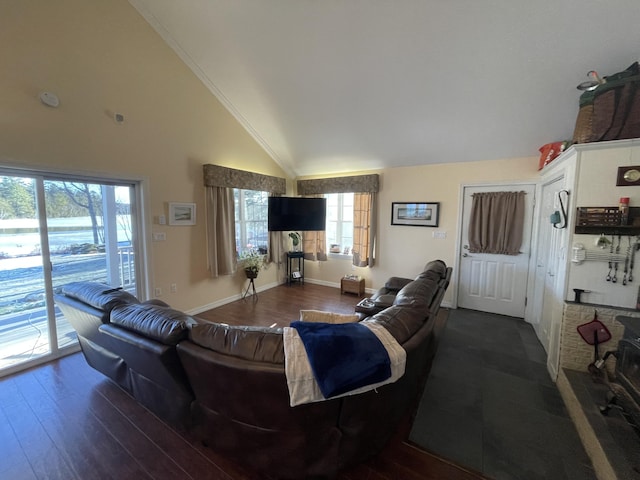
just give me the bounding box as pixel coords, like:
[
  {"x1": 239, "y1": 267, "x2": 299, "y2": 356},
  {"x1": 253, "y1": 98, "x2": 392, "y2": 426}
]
[{"x1": 290, "y1": 321, "x2": 391, "y2": 398}]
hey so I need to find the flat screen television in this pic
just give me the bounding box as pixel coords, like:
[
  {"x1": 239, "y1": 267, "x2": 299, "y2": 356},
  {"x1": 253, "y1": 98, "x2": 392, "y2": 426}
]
[{"x1": 268, "y1": 197, "x2": 327, "y2": 231}]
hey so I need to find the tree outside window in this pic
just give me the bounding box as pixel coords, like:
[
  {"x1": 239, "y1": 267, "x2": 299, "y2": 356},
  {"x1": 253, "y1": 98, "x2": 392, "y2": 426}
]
[{"x1": 234, "y1": 189, "x2": 268, "y2": 255}]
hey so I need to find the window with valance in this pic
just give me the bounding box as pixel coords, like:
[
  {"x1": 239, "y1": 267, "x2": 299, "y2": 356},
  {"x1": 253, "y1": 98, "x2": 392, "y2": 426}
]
[
  {"x1": 203, "y1": 164, "x2": 286, "y2": 277},
  {"x1": 296, "y1": 174, "x2": 379, "y2": 267}
]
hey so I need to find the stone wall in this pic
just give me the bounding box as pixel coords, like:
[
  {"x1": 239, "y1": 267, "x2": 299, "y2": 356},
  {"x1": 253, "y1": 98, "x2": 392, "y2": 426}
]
[{"x1": 559, "y1": 302, "x2": 640, "y2": 375}]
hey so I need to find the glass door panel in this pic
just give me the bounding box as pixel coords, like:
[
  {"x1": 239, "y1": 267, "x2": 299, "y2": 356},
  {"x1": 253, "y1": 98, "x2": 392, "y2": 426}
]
[
  {"x1": 0, "y1": 175, "x2": 51, "y2": 370},
  {"x1": 45, "y1": 180, "x2": 137, "y2": 349}
]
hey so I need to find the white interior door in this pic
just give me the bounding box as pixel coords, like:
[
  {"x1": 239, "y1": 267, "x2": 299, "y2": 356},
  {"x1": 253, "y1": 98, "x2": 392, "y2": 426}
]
[
  {"x1": 531, "y1": 174, "x2": 568, "y2": 358},
  {"x1": 458, "y1": 184, "x2": 536, "y2": 318}
]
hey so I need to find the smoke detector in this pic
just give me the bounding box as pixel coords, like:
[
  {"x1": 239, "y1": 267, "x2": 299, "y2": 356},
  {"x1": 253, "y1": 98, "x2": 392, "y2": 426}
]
[{"x1": 39, "y1": 91, "x2": 60, "y2": 108}]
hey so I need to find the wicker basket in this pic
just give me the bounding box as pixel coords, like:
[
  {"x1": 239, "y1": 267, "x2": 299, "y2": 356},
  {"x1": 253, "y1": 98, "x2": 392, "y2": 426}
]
[
  {"x1": 572, "y1": 62, "x2": 640, "y2": 144},
  {"x1": 572, "y1": 104, "x2": 595, "y2": 144}
]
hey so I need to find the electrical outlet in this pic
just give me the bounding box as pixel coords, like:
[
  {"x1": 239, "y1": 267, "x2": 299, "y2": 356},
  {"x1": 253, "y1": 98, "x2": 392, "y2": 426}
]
[
  {"x1": 170, "y1": 283, "x2": 177, "y2": 293},
  {"x1": 154, "y1": 287, "x2": 162, "y2": 297},
  {"x1": 432, "y1": 231, "x2": 447, "y2": 239},
  {"x1": 153, "y1": 232, "x2": 166, "y2": 241}
]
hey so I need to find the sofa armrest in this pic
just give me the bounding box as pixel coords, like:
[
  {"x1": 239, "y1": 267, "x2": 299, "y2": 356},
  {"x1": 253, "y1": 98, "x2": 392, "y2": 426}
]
[
  {"x1": 383, "y1": 276, "x2": 413, "y2": 292},
  {"x1": 374, "y1": 294, "x2": 396, "y2": 308}
]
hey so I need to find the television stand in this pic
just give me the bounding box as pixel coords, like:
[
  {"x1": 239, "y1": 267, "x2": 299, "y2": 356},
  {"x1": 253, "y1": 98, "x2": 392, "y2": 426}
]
[{"x1": 286, "y1": 251, "x2": 305, "y2": 285}]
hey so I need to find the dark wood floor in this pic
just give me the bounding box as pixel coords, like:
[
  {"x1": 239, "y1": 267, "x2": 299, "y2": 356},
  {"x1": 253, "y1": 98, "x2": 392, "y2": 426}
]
[
  {"x1": 197, "y1": 282, "x2": 365, "y2": 328},
  {"x1": 0, "y1": 283, "x2": 487, "y2": 480}
]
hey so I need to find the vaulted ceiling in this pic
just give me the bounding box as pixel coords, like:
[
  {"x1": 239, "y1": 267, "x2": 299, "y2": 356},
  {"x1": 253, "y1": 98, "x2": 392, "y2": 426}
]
[{"x1": 129, "y1": 0, "x2": 640, "y2": 177}]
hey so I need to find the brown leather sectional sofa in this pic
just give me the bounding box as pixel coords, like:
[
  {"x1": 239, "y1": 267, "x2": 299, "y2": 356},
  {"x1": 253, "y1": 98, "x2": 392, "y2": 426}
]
[{"x1": 54, "y1": 260, "x2": 452, "y2": 479}]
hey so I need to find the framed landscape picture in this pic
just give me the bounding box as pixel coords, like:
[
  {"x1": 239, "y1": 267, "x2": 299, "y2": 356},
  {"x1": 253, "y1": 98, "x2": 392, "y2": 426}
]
[
  {"x1": 391, "y1": 202, "x2": 439, "y2": 227},
  {"x1": 169, "y1": 202, "x2": 196, "y2": 226}
]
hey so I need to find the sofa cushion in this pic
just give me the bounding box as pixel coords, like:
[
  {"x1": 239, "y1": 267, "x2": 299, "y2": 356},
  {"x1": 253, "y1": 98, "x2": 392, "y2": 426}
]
[
  {"x1": 110, "y1": 303, "x2": 197, "y2": 345},
  {"x1": 189, "y1": 323, "x2": 285, "y2": 364},
  {"x1": 299, "y1": 310, "x2": 359, "y2": 324},
  {"x1": 61, "y1": 282, "x2": 139, "y2": 311},
  {"x1": 368, "y1": 305, "x2": 427, "y2": 344},
  {"x1": 393, "y1": 277, "x2": 438, "y2": 309}
]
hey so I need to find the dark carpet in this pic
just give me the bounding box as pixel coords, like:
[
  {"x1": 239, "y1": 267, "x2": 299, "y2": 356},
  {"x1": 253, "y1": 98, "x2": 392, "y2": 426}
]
[{"x1": 409, "y1": 308, "x2": 597, "y2": 480}]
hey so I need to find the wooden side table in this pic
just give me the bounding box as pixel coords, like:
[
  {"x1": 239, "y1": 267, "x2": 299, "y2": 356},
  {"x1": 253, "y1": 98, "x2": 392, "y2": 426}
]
[{"x1": 341, "y1": 276, "x2": 365, "y2": 296}]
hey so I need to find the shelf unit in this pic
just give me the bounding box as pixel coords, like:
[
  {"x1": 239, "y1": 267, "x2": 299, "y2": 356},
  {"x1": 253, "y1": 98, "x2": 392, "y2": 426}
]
[
  {"x1": 286, "y1": 251, "x2": 305, "y2": 285},
  {"x1": 574, "y1": 206, "x2": 640, "y2": 235}
]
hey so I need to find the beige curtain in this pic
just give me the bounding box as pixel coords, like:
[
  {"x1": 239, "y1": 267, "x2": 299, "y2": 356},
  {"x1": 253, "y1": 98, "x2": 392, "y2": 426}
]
[
  {"x1": 302, "y1": 194, "x2": 327, "y2": 261},
  {"x1": 205, "y1": 186, "x2": 237, "y2": 277},
  {"x1": 352, "y1": 192, "x2": 376, "y2": 267},
  {"x1": 468, "y1": 191, "x2": 526, "y2": 255},
  {"x1": 302, "y1": 232, "x2": 328, "y2": 261}
]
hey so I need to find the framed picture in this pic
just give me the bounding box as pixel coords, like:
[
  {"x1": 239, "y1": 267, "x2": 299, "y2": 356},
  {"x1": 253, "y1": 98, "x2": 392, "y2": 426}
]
[
  {"x1": 169, "y1": 202, "x2": 196, "y2": 226},
  {"x1": 391, "y1": 202, "x2": 439, "y2": 227}
]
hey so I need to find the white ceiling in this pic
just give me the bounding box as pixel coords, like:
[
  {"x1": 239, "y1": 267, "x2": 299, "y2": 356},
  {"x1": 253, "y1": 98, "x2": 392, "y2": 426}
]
[{"x1": 129, "y1": 0, "x2": 640, "y2": 177}]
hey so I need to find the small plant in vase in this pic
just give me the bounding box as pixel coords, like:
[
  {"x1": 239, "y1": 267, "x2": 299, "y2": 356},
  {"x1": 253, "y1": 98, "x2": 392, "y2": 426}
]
[
  {"x1": 239, "y1": 250, "x2": 265, "y2": 278},
  {"x1": 288, "y1": 232, "x2": 301, "y2": 252}
]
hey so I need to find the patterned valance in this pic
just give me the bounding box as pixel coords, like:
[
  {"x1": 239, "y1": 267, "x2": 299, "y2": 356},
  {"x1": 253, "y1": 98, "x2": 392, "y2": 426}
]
[
  {"x1": 297, "y1": 174, "x2": 379, "y2": 195},
  {"x1": 203, "y1": 164, "x2": 286, "y2": 194}
]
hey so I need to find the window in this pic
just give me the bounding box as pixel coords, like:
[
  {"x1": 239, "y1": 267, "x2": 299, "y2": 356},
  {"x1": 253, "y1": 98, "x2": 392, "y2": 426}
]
[
  {"x1": 325, "y1": 192, "x2": 353, "y2": 255},
  {"x1": 234, "y1": 189, "x2": 268, "y2": 255}
]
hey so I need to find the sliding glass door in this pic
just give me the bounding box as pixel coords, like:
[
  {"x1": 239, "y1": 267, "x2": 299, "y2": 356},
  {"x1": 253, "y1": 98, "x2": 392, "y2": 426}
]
[
  {"x1": 0, "y1": 171, "x2": 141, "y2": 376},
  {"x1": 0, "y1": 175, "x2": 49, "y2": 370}
]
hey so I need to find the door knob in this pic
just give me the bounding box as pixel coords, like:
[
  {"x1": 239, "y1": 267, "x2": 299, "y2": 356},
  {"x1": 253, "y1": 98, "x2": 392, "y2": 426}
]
[{"x1": 463, "y1": 253, "x2": 471, "y2": 257}]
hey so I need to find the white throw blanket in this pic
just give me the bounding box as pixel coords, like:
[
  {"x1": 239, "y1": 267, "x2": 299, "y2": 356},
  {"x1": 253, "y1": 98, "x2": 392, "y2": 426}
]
[{"x1": 283, "y1": 321, "x2": 406, "y2": 407}]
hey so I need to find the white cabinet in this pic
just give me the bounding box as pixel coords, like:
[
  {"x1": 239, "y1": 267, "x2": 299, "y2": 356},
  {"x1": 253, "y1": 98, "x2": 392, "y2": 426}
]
[{"x1": 527, "y1": 139, "x2": 640, "y2": 380}]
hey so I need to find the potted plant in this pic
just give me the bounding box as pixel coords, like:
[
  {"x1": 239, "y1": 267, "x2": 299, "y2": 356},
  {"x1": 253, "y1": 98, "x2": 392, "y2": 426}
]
[
  {"x1": 239, "y1": 249, "x2": 265, "y2": 278},
  {"x1": 288, "y1": 232, "x2": 301, "y2": 251}
]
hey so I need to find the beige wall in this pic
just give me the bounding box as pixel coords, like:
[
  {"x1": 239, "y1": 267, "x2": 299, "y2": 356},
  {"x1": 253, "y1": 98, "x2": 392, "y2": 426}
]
[
  {"x1": 1, "y1": 0, "x2": 541, "y2": 313},
  {"x1": 0, "y1": 0, "x2": 288, "y2": 311},
  {"x1": 303, "y1": 157, "x2": 540, "y2": 306}
]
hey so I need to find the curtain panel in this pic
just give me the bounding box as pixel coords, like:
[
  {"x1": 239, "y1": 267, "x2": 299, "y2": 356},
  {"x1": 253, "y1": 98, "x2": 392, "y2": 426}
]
[
  {"x1": 205, "y1": 186, "x2": 236, "y2": 277},
  {"x1": 352, "y1": 192, "x2": 377, "y2": 267},
  {"x1": 468, "y1": 191, "x2": 526, "y2": 255},
  {"x1": 300, "y1": 194, "x2": 328, "y2": 261}
]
